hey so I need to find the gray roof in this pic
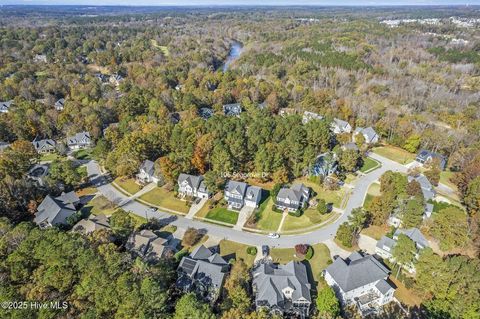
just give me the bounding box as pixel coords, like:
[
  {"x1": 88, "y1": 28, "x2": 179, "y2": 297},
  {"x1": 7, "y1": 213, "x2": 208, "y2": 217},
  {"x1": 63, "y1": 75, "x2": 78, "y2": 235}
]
[
  {"x1": 355, "y1": 127, "x2": 378, "y2": 142},
  {"x1": 394, "y1": 228, "x2": 429, "y2": 249},
  {"x1": 0, "y1": 142, "x2": 10, "y2": 152},
  {"x1": 416, "y1": 149, "x2": 447, "y2": 170},
  {"x1": 34, "y1": 193, "x2": 78, "y2": 226},
  {"x1": 276, "y1": 183, "x2": 309, "y2": 208},
  {"x1": 302, "y1": 111, "x2": 324, "y2": 124},
  {"x1": 333, "y1": 118, "x2": 350, "y2": 129},
  {"x1": 32, "y1": 138, "x2": 56, "y2": 152},
  {"x1": 190, "y1": 244, "x2": 213, "y2": 260},
  {"x1": 72, "y1": 214, "x2": 110, "y2": 234},
  {"x1": 375, "y1": 279, "x2": 394, "y2": 294},
  {"x1": 67, "y1": 131, "x2": 91, "y2": 147},
  {"x1": 140, "y1": 160, "x2": 156, "y2": 177},
  {"x1": 223, "y1": 103, "x2": 242, "y2": 116},
  {"x1": 198, "y1": 107, "x2": 214, "y2": 119},
  {"x1": 253, "y1": 261, "x2": 312, "y2": 307},
  {"x1": 325, "y1": 252, "x2": 390, "y2": 293},
  {"x1": 245, "y1": 186, "x2": 262, "y2": 204},
  {"x1": 0, "y1": 100, "x2": 13, "y2": 112},
  {"x1": 408, "y1": 175, "x2": 434, "y2": 200},
  {"x1": 178, "y1": 173, "x2": 204, "y2": 190},
  {"x1": 376, "y1": 236, "x2": 396, "y2": 251},
  {"x1": 55, "y1": 98, "x2": 65, "y2": 110},
  {"x1": 342, "y1": 142, "x2": 359, "y2": 151},
  {"x1": 127, "y1": 229, "x2": 174, "y2": 260},
  {"x1": 225, "y1": 180, "x2": 248, "y2": 197}
]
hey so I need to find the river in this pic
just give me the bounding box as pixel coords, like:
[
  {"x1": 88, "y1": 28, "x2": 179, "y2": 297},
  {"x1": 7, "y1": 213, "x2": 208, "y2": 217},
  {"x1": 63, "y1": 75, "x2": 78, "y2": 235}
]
[{"x1": 222, "y1": 41, "x2": 243, "y2": 72}]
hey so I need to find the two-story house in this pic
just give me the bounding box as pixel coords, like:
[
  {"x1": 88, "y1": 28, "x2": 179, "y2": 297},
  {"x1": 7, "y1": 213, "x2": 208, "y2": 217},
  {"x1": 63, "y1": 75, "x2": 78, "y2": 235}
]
[
  {"x1": 415, "y1": 149, "x2": 447, "y2": 170},
  {"x1": 32, "y1": 138, "x2": 56, "y2": 154},
  {"x1": 331, "y1": 118, "x2": 352, "y2": 134},
  {"x1": 252, "y1": 261, "x2": 312, "y2": 317},
  {"x1": 324, "y1": 252, "x2": 395, "y2": 316},
  {"x1": 136, "y1": 160, "x2": 162, "y2": 184},
  {"x1": 354, "y1": 127, "x2": 379, "y2": 144},
  {"x1": 67, "y1": 131, "x2": 92, "y2": 150},
  {"x1": 126, "y1": 229, "x2": 178, "y2": 262},
  {"x1": 275, "y1": 183, "x2": 310, "y2": 212},
  {"x1": 224, "y1": 180, "x2": 262, "y2": 209},
  {"x1": 178, "y1": 173, "x2": 210, "y2": 199},
  {"x1": 34, "y1": 191, "x2": 80, "y2": 228}
]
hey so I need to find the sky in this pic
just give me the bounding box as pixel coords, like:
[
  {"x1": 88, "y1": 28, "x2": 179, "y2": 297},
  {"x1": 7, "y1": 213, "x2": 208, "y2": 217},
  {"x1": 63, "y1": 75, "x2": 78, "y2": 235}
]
[{"x1": 0, "y1": 0, "x2": 478, "y2": 5}]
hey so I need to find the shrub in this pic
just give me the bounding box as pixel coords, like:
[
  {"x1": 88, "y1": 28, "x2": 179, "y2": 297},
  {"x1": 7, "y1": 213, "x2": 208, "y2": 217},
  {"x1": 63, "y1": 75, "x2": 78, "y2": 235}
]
[
  {"x1": 174, "y1": 249, "x2": 189, "y2": 262},
  {"x1": 295, "y1": 244, "x2": 309, "y2": 256},
  {"x1": 305, "y1": 246, "x2": 314, "y2": 260},
  {"x1": 247, "y1": 246, "x2": 257, "y2": 255},
  {"x1": 182, "y1": 227, "x2": 201, "y2": 247},
  {"x1": 288, "y1": 209, "x2": 302, "y2": 217}
]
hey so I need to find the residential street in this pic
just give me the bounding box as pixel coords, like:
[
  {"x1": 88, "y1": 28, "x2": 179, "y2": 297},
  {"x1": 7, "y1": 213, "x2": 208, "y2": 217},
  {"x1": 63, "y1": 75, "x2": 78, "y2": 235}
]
[{"x1": 87, "y1": 154, "x2": 409, "y2": 248}]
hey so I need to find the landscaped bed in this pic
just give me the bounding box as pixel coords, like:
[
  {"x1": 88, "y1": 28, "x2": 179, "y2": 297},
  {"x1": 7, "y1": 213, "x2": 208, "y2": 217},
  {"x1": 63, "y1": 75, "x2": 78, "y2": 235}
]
[
  {"x1": 114, "y1": 177, "x2": 142, "y2": 195},
  {"x1": 360, "y1": 157, "x2": 381, "y2": 173},
  {"x1": 372, "y1": 145, "x2": 415, "y2": 164},
  {"x1": 138, "y1": 186, "x2": 190, "y2": 214}
]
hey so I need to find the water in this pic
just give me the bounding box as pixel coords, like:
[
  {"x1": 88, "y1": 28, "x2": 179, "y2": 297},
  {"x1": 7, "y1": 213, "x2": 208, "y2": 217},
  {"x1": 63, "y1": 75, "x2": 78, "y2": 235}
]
[{"x1": 222, "y1": 41, "x2": 243, "y2": 72}]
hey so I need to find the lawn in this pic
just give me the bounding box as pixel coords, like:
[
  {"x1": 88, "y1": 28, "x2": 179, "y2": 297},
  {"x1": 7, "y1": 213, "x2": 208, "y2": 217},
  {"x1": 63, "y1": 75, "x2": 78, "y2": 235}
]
[
  {"x1": 40, "y1": 152, "x2": 62, "y2": 162},
  {"x1": 439, "y1": 170, "x2": 458, "y2": 191},
  {"x1": 270, "y1": 243, "x2": 331, "y2": 282},
  {"x1": 219, "y1": 240, "x2": 256, "y2": 266},
  {"x1": 81, "y1": 195, "x2": 117, "y2": 216},
  {"x1": 72, "y1": 148, "x2": 93, "y2": 160},
  {"x1": 361, "y1": 225, "x2": 389, "y2": 240},
  {"x1": 138, "y1": 186, "x2": 190, "y2": 214},
  {"x1": 114, "y1": 177, "x2": 142, "y2": 195},
  {"x1": 360, "y1": 157, "x2": 381, "y2": 173},
  {"x1": 363, "y1": 182, "x2": 381, "y2": 208},
  {"x1": 372, "y1": 145, "x2": 416, "y2": 164},
  {"x1": 253, "y1": 197, "x2": 283, "y2": 231},
  {"x1": 129, "y1": 213, "x2": 147, "y2": 229},
  {"x1": 391, "y1": 277, "x2": 423, "y2": 307},
  {"x1": 281, "y1": 209, "x2": 334, "y2": 232},
  {"x1": 76, "y1": 186, "x2": 98, "y2": 197},
  {"x1": 301, "y1": 179, "x2": 346, "y2": 208},
  {"x1": 205, "y1": 207, "x2": 239, "y2": 225}
]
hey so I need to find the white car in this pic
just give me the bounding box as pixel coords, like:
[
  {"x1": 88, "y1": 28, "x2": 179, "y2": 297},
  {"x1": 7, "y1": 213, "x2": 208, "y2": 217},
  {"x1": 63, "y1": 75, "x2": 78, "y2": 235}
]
[{"x1": 267, "y1": 233, "x2": 280, "y2": 239}]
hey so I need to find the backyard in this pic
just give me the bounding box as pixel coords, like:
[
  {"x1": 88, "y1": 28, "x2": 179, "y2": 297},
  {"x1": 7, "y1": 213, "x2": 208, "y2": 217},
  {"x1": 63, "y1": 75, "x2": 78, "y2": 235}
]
[
  {"x1": 372, "y1": 145, "x2": 416, "y2": 164},
  {"x1": 138, "y1": 186, "x2": 190, "y2": 214},
  {"x1": 72, "y1": 148, "x2": 93, "y2": 160},
  {"x1": 40, "y1": 152, "x2": 63, "y2": 162}
]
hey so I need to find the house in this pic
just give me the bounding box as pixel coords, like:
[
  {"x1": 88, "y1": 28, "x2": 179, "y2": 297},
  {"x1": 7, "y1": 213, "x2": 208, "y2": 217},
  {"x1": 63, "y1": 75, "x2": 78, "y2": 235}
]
[
  {"x1": 198, "y1": 107, "x2": 214, "y2": 120},
  {"x1": 136, "y1": 160, "x2": 161, "y2": 184},
  {"x1": 311, "y1": 152, "x2": 338, "y2": 177},
  {"x1": 275, "y1": 183, "x2": 310, "y2": 212},
  {"x1": 169, "y1": 112, "x2": 180, "y2": 124},
  {"x1": 177, "y1": 245, "x2": 229, "y2": 302},
  {"x1": 331, "y1": 118, "x2": 352, "y2": 134},
  {"x1": 178, "y1": 174, "x2": 210, "y2": 199},
  {"x1": 354, "y1": 127, "x2": 379, "y2": 144},
  {"x1": 0, "y1": 142, "x2": 10, "y2": 152},
  {"x1": 32, "y1": 138, "x2": 56, "y2": 154},
  {"x1": 415, "y1": 149, "x2": 447, "y2": 170},
  {"x1": 27, "y1": 164, "x2": 49, "y2": 187},
  {"x1": 34, "y1": 54, "x2": 47, "y2": 63},
  {"x1": 109, "y1": 73, "x2": 124, "y2": 86},
  {"x1": 126, "y1": 229, "x2": 177, "y2": 262},
  {"x1": 94, "y1": 73, "x2": 109, "y2": 83},
  {"x1": 0, "y1": 100, "x2": 13, "y2": 113},
  {"x1": 258, "y1": 101, "x2": 267, "y2": 110},
  {"x1": 342, "y1": 142, "x2": 359, "y2": 152},
  {"x1": 72, "y1": 214, "x2": 110, "y2": 234},
  {"x1": 424, "y1": 203, "x2": 434, "y2": 219},
  {"x1": 302, "y1": 111, "x2": 324, "y2": 124},
  {"x1": 408, "y1": 174, "x2": 435, "y2": 200},
  {"x1": 34, "y1": 191, "x2": 80, "y2": 228},
  {"x1": 324, "y1": 252, "x2": 395, "y2": 316},
  {"x1": 224, "y1": 180, "x2": 262, "y2": 209},
  {"x1": 67, "y1": 131, "x2": 92, "y2": 150},
  {"x1": 223, "y1": 103, "x2": 242, "y2": 116},
  {"x1": 279, "y1": 108, "x2": 296, "y2": 117},
  {"x1": 252, "y1": 261, "x2": 312, "y2": 317},
  {"x1": 376, "y1": 228, "x2": 429, "y2": 273},
  {"x1": 54, "y1": 98, "x2": 65, "y2": 111}
]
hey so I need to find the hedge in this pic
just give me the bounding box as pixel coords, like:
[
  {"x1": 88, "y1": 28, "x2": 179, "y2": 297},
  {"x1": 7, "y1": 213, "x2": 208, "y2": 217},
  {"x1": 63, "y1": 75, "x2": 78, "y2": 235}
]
[{"x1": 247, "y1": 246, "x2": 257, "y2": 255}]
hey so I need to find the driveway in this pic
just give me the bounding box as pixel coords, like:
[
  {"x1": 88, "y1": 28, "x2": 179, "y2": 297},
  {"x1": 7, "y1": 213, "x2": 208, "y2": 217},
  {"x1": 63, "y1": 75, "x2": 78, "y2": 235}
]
[
  {"x1": 234, "y1": 205, "x2": 254, "y2": 230},
  {"x1": 185, "y1": 197, "x2": 208, "y2": 219},
  {"x1": 85, "y1": 155, "x2": 407, "y2": 248}
]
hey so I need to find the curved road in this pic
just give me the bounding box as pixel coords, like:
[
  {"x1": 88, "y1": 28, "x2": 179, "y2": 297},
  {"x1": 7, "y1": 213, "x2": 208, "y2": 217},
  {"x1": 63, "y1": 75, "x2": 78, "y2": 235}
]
[{"x1": 86, "y1": 153, "x2": 408, "y2": 248}]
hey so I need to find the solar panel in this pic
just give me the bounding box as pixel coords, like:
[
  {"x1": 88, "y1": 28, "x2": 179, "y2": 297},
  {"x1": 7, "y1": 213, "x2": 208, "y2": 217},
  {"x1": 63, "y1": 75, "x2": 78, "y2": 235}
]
[{"x1": 181, "y1": 259, "x2": 197, "y2": 275}]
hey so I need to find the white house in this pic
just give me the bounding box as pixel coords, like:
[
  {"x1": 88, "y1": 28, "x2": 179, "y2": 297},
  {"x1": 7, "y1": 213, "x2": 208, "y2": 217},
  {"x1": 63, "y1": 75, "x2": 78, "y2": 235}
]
[
  {"x1": 0, "y1": 100, "x2": 13, "y2": 113},
  {"x1": 324, "y1": 252, "x2": 395, "y2": 316},
  {"x1": 177, "y1": 173, "x2": 210, "y2": 199},
  {"x1": 136, "y1": 160, "x2": 161, "y2": 184},
  {"x1": 54, "y1": 98, "x2": 65, "y2": 111},
  {"x1": 354, "y1": 127, "x2": 379, "y2": 144},
  {"x1": 67, "y1": 131, "x2": 92, "y2": 150},
  {"x1": 331, "y1": 118, "x2": 352, "y2": 134},
  {"x1": 302, "y1": 111, "x2": 324, "y2": 124}
]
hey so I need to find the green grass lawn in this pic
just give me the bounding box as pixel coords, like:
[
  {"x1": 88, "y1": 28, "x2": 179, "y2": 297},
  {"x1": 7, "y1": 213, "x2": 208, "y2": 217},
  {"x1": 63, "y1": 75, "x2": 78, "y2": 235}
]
[
  {"x1": 361, "y1": 225, "x2": 389, "y2": 240},
  {"x1": 439, "y1": 170, "x2": 458, "y2": 191},
  {"x1": 344, "y1": 173, "x2": 358, "y2": 185},
  {"x1": 138, "y1": 186, "x2": 190, "y2": 214},
  {"x1": 301, "y1": 179, "x2": 345, "y2": 208},
  {"x1": 40, "y1": 152, "x2": 62, "y2": 162},
  {"x1": 114, "y1": 177, "x2": 142, "y2": 195},
  {"x1": 372, "y1": 145, "x2": 416, "y2": 164},
  {"x1": 219, "y1": 240, "x2": 256, "y2": 266},
  {"x1": 270, "y1": 243, "x2": 331, "y2": 282},
  {"x1": 360, "y1": 157, "x2": 381, "y2": 173},
  {"x1": 81, "y1": 195, "x2": 117, "y2": 216},
  {"x1": 72, "y1": 148, "x2": 93, "y2": 160},
  {"x1": 254, "y1": 197, "x2": 283, "y2": 231},
  {"x1": 363, "y1": 182, "x2": 381, "y2": 208},
  {"x1": 281, "y1": 209, "x2": 333, "y2": 232},
  {"x1": 205, "y1": 207, "x2": 239, "y2": 225}
]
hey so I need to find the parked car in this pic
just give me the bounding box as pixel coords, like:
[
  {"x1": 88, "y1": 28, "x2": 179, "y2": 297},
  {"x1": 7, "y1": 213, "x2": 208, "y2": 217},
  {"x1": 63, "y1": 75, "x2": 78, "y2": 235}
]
[
  {"x1": 267, "y1": 233, "x2": 280, "y2": 239},
  {"x1": 262, "y1": 245, "x2": 269, "y2": 256},
  {"x1": 149, "y1": 207, "x2": 158, "y2": 212}
]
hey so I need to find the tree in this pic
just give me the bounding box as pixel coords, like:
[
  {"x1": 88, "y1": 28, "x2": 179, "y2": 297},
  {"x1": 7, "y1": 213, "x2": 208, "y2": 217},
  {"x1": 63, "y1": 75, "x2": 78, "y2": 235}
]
[
  {"x1": 403, "y1": 134, "x2": 421, "y2": 153},
  {"x1": 335, "y1": 222, "x2": 354, "y2": 247},
  {"x1": 354, "y1": 132, "x2": 365, "y2": 148},
  {"x1": 367, "y1": 195, "x2": 394, "y2": 226},
  {"x1": 174, "y1": 293, "x2": 215, "y2": 319},
  {"x1": 109, "y1": 209, "x2": 134, "y2": 240},
  {"x1": 316, "y1": 283, "x2": 340, "y2": 318},
  {"x1": 182, "y1": 227, "x2": 201, "y2": 247},
  {"x1": 424, "y1": 167, "x2": 440, "y2": 187},
  {"x1": 401, "y1": 196, "x2": 424, "y2": 228},
  {"x1": 317, "y1": 198, "x2": 328, "y2": 215},
  {"x1": 392, "y1": 234, "x2": 416, "y2": 275},
  {"x1": 47, "y1": 159, "x2": 85, "y2": 190},
  {"x1": 223, "y1": 260, "x2": 251, "y2": 313},
  {"x1": 464, "y1": 176, "x2": 480, "y2": 215},
  {"x1": 348, "y1": 207, "x2": 367, "y2": 236},
  {"x1": 431, "y1": 206, "x2": 469, "y2": 251},
  {"x1": 338, "y1": 149, "x2": 360, "y2": 172},
  {"x1": 406, "y1": 180, "x2": 422, "y2": 197}
]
